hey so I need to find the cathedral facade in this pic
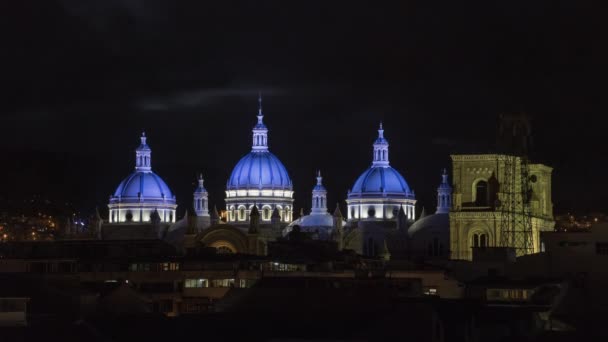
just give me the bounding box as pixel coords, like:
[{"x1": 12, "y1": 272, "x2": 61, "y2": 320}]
[
  {"x1": 448, "y1": 154, "x2": 555, "y2": 260},
  {"x1": 99, "y1": 98, "x2": 555, "y2": 262}
]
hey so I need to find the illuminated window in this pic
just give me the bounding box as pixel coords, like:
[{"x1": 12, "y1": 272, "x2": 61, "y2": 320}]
[
  {"x1": 238, "y1": 207, "x2": 246, "y2": 221},
  {"x1": 161, "y1": 263, "x2": 179, "y2": 271},
  {"x1": 211, "y1": 279, "x2": 235, "y2": 288},
  {"x1": 424, "y1": 287, "x2": 438, "y2": 296},
  {"x1": 185, "y1": 279, "x2": 209, "y2": 288}
]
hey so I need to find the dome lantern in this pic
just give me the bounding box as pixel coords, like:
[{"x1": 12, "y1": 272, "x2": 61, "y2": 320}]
[{"x1": 135, "y1": 132, "x2": 152, "y2": 172}]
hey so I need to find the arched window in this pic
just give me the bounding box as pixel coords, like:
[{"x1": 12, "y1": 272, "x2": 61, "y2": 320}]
[
  {"x1": 351, "y1": 207, "x2": 355, "y2": 219},
  {"x1": 238, "y1": 207, "x2": 245, "y2": 221},
  {"x1": 472, "y1": 233, "x2": 488, "y2": 249},
  {"x1": 263, "y1": 207, "x2": 271, "y2": 220},
  {"x1": 475, "y1": 180, "x2": 489, "y2": 206},
  {"x1": 368, "y1": 207, "x2": 376, "y2": 218},
  {"x1": 125, "y1": 211, "x2": 133, "y2": 222},
  {"x1": 480, "y1": 234, "x2": 488, "y2": 248}
]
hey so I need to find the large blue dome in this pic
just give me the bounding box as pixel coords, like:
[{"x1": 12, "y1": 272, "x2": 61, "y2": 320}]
[
  {"x1": 113, "y1": 171, "x2": 176, "y2": 203},
  {"x1": 227, "y1": 151, "x2": 292, "y2": 190},
  {"x1": 350, "y1": 166, "x2": 413, "y2": 198}
]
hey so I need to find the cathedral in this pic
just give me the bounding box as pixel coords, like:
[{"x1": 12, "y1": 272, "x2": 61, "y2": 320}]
[{"x1": 99, "y1": 97, "x2": 555, "y2": 262}]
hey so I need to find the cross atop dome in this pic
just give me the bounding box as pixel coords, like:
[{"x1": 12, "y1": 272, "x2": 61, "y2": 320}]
[
  {"x1": 252, "y1": 93, "x2": 269, "y2": 151},
  {"x1": 372, "y1": 122, "x2": 389, "y2": 166},
  {"x1": 135, "y1": 132, "x2": 152, "y2": 171}
]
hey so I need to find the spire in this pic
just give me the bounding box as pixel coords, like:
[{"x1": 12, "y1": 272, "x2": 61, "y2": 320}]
[
  {"x1": 436, "y1": 168, "x2": 453, "y2": 214},
  {"x1": 311, "y1": 170, "x2": 328, "y2": 214},
  {"x1": 333, "y1": 204, "x2": 343, "y2": 219},
  {"x1": 135, "y1": 132, "x2": 152, "y2": 171},
  {"x1": 249, "y1": 206, "x2": 260, "y2": 234},
  {"x1": 252, "y1": 93, "x2": 269, "y2": 151},
  {"x1": 210, "y1": 205, "x2": 220, "y2": 225},
  {"x1": 258, "y1": 91, "x2": 263, "y2": 116},
  {"x1": 194, "y1": 173, "x2": 209, "y2": 217},
  {"x1": 372, "y1": 122, "x2": 389, "y2": 167}
]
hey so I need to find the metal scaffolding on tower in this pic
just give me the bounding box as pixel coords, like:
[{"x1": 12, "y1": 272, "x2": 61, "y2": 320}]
[{"x1": 497, "y1": 113, "x2": 535, "y2": 256}]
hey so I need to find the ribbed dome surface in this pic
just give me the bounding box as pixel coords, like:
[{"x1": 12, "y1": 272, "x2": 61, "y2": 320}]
[
  {"x1": 227, "y1": 151, "x2": 292, "y2": 190},
  {"x1": 350, "y1": 166, "x2": 412, "y2": 196},
  {"x1": 113, "y1": 171, "x2": 175, "y2": 202}
]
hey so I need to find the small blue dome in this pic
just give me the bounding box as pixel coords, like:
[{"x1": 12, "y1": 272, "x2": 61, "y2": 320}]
[
  {"x1": 113, "y1": 171, "x2": 175, "y2": 202},
  {"x1": 227, "y1": 151, "x2": 292, "y2": 190},
  {"x1": 350, "y1": 166, "x2": 413, "y2": 198}
]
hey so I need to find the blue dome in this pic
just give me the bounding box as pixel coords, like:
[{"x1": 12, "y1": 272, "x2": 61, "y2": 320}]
[
  {"x1": 227, "y1": 151, "x2": 292, "y2": 190},
  {"x1": 350, "y1": 166, "x2": 413, "y2": 198},
  {"x1": 112, "y1": 171, "x2": 176, "y2": 202}
]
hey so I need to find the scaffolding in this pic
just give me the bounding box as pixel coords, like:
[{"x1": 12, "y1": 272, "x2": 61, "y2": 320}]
[{"x1": 497, "y1": 114, "x2": 535, "y2": 256}]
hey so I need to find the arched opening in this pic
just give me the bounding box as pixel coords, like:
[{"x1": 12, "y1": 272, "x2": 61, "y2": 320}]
[
  {"x1": 472, "y1": 234, "x2": 480, "y2": 248},
  {"x1": 209, "y1": 240, "x2": 238, "y2": 254},
  {"x1": 368, "y1": 207, "x2": 376, "y2": 218},
  {"x1": 262, "y1": 206, "x2": 271, "y2": 221},
  {"x1": 238, "y1": 207, "x2": 246, "y2": 221},
  {"x1": 472, "y1": 233, "x2": 489, "y2": 249},
  {"x1": 125, "y1": 210, "x2": 133, "y2": 222},
  {"x1": 480, "y1": 234, "x2": 488, "y2": 248},
  {"x1": 475, "y1": 180, "x2": 489, "y2": 206}
]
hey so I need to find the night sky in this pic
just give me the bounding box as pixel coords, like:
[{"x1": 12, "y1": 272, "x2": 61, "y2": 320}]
[{"x1": 2, "y1": 1, "x2": 606, "y2": 217}]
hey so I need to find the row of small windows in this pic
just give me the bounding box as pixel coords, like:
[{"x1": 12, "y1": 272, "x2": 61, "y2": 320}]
[
  {"x1": 253, "y1": 135, "x2": 267, "y2": 146},
  {"x1": 184, "y1": 278, "x2": 251, "y2": 288},
  {"x1": 136, "y1": 155, "x2": 150, "y2": 167},
  {"x1": 374, "y1": 149, "x2": 388, "y2": 161},
  {"x1": 112, "y1": 210, "x2": 173, "y2": 223},
  {"x1": 229, "y1": 206, "x2": 291, "y2": 222},
  {"x1": 314, "y1": 196, "x2": 325, "y2": 208}
]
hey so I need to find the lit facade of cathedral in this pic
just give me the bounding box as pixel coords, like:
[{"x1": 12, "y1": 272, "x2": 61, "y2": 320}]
[{"x1": 100, "y1": 97, "x2": 554, "y2": 262}]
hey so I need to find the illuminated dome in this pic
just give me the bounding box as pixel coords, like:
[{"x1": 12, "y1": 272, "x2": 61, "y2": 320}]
[
  {"x1": 350, "y1": 166, "x2": 412, "y2": 197},
  {"x1": 225, "y1": 96, "x2": 294, "y2": 224},
  {"x1": 113, "y1": 172, "x2": 174, "y2": 200},
  {"x1": 346, "y1": 123, "x2": 416, "y2": 221},
  {"x1": 227, "y1": 151, "x2": 292, "y2": 190},
  {"x1": 108, "y1": 133, "x2": 177, "y2": 224}
]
